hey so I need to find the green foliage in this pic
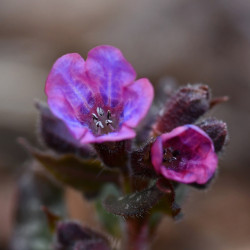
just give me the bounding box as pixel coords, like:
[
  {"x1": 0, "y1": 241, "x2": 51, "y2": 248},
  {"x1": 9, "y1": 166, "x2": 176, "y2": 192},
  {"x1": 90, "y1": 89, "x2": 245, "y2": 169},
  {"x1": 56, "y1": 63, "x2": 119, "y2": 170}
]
[
  {"x1": 95, "y1": 184, "x2": 122, "y2": 237},
  {"x1": 103, "y1": 183, "x2": 163, "y2": 217}
]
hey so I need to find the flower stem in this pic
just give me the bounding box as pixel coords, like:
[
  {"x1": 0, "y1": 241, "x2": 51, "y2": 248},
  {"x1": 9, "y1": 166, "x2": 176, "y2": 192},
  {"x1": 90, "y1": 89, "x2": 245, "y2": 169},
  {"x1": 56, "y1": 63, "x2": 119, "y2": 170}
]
[{"x1": 124, "y1": 217, "x2": 150, "y2": 250}]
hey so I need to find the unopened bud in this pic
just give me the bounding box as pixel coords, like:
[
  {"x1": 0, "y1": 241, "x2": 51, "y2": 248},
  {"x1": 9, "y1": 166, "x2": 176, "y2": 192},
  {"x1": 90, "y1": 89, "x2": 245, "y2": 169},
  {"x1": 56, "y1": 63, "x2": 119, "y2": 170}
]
[
  {"x1": 154, "y1": 84, "x2": 210, "y2": 134},
  {"x1": 56, "y1": 221, "x2": 110, "y2": 250},
  {"x1": 197, "y1": 118, "x2": 228, "y2": 153}
]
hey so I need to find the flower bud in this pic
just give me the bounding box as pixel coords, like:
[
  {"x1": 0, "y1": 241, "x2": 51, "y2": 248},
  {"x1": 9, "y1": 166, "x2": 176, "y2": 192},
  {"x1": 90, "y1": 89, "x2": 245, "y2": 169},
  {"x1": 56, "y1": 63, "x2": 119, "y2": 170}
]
[
  {"x1": 151, "y1": 125, "x2": 218, "y2": 184},
  {"x1": 55, "y1": 221, "x2": 110, "y2": 250},
  {"x1": 197, "y1": 118, "x2": 228, "y2": 153},
  {"x1": 154, "y1": 84, "x2": 210, "y2": 134}
]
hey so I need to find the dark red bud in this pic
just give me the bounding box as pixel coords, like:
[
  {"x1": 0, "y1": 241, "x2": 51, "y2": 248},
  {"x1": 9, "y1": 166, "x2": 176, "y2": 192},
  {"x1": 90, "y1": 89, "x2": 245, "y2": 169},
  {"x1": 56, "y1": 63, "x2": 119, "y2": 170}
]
[
  {"x1": 55, "y1": 221, "x2": 110, "y2": 250},
  {"x1": 197, "y1": 118, "x2": 228, "y2": 153},
  {"x1": 56, "y1": 222, "x2": 91, "y2": 246},
  {"x1": 154, "y1": 84, "x2": 210, "y2": 134}
]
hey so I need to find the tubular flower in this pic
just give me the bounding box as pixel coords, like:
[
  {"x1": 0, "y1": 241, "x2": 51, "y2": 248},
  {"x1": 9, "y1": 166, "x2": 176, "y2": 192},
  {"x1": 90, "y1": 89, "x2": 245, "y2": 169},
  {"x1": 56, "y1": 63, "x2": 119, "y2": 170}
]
[
  {"x1": 151, "y1": 125, "x2": 218, "y2": 184},
  {"x1": 45, "y1": 45, "x2": 154, "y2": 143}
]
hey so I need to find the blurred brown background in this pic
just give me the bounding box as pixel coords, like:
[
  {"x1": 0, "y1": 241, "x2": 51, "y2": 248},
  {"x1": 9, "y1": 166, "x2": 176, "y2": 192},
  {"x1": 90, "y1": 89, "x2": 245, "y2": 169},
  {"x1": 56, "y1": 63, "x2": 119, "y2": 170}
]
[{"x1": 0, "y1": 0, "x2": 250, "y2": 249}]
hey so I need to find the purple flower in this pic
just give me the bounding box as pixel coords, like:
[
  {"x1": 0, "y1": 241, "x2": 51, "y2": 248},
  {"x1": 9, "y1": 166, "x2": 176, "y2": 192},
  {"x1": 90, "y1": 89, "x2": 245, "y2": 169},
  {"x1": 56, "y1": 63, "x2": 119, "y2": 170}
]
[
  {"x1": 45, "y1": 45, "x2": 154, "y2": 144},
  {"x1": 151, "y1": 125, "x2": 218, "y2": 184}
]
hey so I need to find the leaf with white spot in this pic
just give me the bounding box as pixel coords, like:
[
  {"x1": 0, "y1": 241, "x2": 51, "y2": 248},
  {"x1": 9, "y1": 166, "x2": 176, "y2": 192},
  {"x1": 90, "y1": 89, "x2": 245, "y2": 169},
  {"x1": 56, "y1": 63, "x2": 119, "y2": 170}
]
[{"x1": 102, "y1": 184, "x2": 164, "y2": 217}]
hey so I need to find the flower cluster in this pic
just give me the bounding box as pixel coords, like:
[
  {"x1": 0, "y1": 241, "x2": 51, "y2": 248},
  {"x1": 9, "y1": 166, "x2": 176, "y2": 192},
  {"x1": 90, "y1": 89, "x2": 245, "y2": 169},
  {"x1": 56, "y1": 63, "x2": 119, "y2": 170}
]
[{"x1": 45, "y1": 45, "x2": 227, "y2": 186}]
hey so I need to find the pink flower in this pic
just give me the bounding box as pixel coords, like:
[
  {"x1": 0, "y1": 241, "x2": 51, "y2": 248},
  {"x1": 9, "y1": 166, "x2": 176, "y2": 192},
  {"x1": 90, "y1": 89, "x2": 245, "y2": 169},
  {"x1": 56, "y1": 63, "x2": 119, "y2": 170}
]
[
  {"x1": 45, "y1": 45, "x2": 154, "y2": 143},
  {"x1": 151, "y1": 125, "x2": 218, "y2": 184}
]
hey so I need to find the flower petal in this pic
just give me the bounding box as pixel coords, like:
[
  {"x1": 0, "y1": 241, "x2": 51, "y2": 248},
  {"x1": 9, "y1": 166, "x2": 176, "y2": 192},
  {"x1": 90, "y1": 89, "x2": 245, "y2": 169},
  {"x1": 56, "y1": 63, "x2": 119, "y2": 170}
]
[
  {"x1": 151, "y1": 125, "x2": 218, "y2": 184},
  {"x1": 79, "y1": 125, "x2": 136, "y2": 144},
  {"x1": 85, "y1": 45, "x2": 136, "y2": 107},
  {"x1": 45, "y1": 53, "x2": 94, "y2": 126},
  {"x1": 123, "y1": 78, "x2": 154, "y2": 128},
  {"x1": 151, "y1": 136, "x2": 163, "y2": 174}
]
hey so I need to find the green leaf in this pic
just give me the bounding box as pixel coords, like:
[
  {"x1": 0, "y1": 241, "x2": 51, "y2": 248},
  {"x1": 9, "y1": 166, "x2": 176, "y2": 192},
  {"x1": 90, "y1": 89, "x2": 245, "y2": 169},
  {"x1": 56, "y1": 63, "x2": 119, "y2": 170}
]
[
  {"x1": 95, "y1": 184, "x2": 122, "y2": 237},
  {"x1": 10, "y1": 168, "x2": 65, "y2": 250},
  {"x1": 20, "y1": 139, "x2": 119, "y2": 196},
  {"x1": 103, "y1": 183, "x2": 164, "y2": 217}
]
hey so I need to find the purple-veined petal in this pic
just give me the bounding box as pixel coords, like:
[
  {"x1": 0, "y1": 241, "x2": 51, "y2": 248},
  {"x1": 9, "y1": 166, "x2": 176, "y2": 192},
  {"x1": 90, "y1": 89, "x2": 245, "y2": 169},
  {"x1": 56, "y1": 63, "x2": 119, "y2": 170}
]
[
  {"x1": 85, "y1": 45, "x2": 136, "y2": 107},
  {"x1": 151, "y1": 136, "x2": 163, "y2": 174},
  {"x1": 45, "y1": 53, "x2": 94, "y2": 126},
  {"x1": 151, "y1": 125, "x2": 218, "y2": 184},
  {"x1": 45, "y1": 46, "x2": 154, "y2": 145},
  {"x1": 79, "y1": 124, "x2": 136, "y2": 144},
  {"x1": 123, "y1": 78, "x2": 154, "y2": 128}
]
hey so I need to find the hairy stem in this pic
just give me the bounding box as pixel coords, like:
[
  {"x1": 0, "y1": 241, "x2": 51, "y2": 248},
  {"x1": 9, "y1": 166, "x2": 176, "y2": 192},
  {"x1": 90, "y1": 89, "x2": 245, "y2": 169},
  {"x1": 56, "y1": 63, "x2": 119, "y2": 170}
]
[{"x1": 124, "y1": 217, "x2": 150, "y2": 250}]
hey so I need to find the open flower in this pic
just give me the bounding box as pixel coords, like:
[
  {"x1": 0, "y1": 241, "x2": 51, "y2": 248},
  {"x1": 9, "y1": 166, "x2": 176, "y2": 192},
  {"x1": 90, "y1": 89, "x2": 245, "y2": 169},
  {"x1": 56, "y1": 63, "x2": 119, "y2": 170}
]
[
  {"x1": 151, "y1": 125, "x2": 218, "y2": 184},
  {"x1": 45, "y1": 45, "x2": 154, "y2": 144}
]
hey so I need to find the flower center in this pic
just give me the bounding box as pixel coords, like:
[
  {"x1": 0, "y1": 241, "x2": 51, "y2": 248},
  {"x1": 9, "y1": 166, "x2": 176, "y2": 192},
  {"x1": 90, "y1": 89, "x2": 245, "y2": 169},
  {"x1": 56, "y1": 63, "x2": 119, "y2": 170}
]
[
  {"x1": 91, "y1": 107, "x2": 116, "y2": 135},
  {"x1": 163, "y1": 147, "x2": 181, "y2": 170}
]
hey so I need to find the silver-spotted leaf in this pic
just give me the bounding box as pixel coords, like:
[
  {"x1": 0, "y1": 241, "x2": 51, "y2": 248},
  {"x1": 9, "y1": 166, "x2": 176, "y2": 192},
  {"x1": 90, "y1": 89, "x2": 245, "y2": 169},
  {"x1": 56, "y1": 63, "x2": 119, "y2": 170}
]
[{"x1": 103, "y1": 184, "x2": 163, "y2": 217}]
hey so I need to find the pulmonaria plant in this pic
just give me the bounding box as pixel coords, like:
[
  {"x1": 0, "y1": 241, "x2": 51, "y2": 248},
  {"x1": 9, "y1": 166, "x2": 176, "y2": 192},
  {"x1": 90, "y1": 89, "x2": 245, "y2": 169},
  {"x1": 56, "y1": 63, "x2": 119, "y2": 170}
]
[{"x1": 26, "y1": 45, "x2": 228, "y2": 250}]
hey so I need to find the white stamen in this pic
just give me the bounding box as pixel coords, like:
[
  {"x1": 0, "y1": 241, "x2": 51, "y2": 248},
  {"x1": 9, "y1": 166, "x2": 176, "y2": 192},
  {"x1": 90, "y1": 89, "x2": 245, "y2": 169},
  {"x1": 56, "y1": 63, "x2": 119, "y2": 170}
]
[
  {"x1": 92, "y1": 108, "x2": 115, "y2": 132},
  {"x1": 105, "y1": 119, "x2": 113, "y2": 125},
  {"x1": 97, "y1": 107, "x2": 104, "y2": 116},
  {"x1": 92, "y1": 113, "x2": 98, "y2": 121},
  {"x1": 170, "y1": 157, "x2": 177, "y2": 162},
  {"x1": 96, "y1": 121, "x2": 104, "y2": 128}
]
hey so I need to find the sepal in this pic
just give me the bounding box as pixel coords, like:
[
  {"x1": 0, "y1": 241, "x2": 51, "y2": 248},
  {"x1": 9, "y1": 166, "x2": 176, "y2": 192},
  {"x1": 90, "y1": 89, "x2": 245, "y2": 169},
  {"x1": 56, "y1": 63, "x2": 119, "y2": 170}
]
[
  {"x1": 94, "y1": 140, "x2": 131, "y2": 171},
  {"x1": 36, "y1": 100, "x2": 95, "y2": 158},
  {"x1": 197, "y1": 118, "x2": 228, "y2": 153},
  {"x1": 130, "y1": 139, "x2": 157, "y2": 178}
]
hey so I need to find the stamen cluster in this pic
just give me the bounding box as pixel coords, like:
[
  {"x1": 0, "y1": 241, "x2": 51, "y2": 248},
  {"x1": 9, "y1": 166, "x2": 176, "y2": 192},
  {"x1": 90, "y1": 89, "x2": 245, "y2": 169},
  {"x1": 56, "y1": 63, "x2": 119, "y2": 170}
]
[{"x1": 92, "y1": 108, "x2": 114, "y2": 134}]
